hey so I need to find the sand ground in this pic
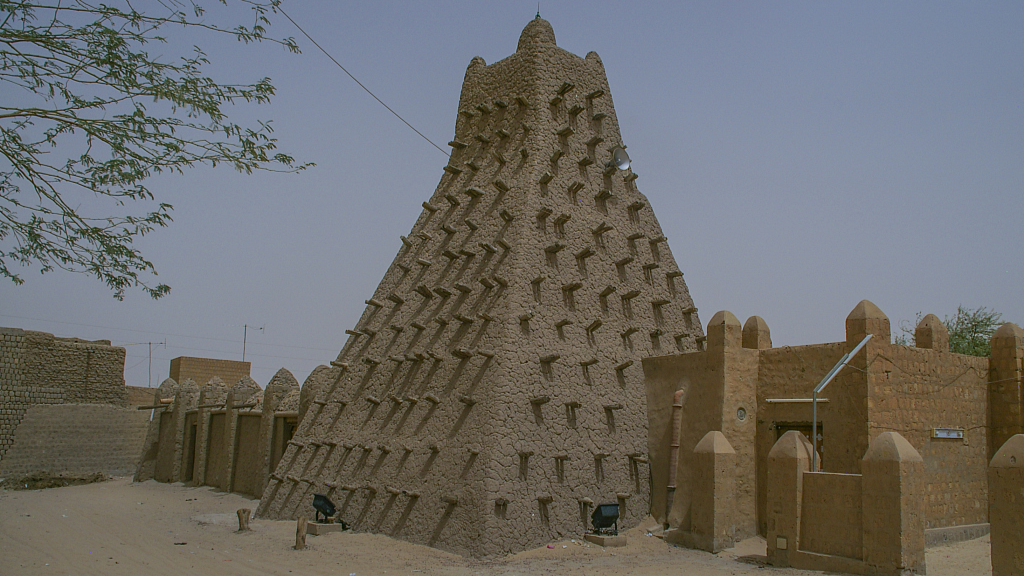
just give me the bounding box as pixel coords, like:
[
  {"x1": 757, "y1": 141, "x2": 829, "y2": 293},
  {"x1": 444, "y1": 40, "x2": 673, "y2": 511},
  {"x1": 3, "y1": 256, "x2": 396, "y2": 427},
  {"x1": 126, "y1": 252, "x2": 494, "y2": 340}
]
[{"x1": 0, "y1": 478, "x2": 991, "y2": 576}]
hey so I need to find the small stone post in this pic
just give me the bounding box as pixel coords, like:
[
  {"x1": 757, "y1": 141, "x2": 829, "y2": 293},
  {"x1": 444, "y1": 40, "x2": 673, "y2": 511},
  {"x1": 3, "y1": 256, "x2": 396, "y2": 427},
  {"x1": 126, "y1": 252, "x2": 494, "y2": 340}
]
[
  {"x1": 989, "y1": 434, "x2": 1024, "y2": 576},
  {"x1": 236, "y1": 508, "x2": 251, "y2": 532},
  {"x1": 294, "y1": 516, "x2": 308, "y2": 550}
]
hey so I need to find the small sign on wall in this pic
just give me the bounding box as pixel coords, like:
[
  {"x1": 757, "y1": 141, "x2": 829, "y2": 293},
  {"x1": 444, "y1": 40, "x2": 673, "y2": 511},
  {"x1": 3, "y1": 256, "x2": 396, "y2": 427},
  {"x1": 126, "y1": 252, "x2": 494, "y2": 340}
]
[{"x1": 931, "y1": 428, "x2": 965, "y2": 439}]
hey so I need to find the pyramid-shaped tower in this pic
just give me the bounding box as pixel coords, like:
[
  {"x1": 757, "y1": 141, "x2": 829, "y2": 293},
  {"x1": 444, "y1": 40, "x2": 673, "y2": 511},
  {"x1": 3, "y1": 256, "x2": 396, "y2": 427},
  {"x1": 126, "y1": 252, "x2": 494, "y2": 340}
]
[{"x1": 257, "y1": 18, "x2": 703, "y2": 557}]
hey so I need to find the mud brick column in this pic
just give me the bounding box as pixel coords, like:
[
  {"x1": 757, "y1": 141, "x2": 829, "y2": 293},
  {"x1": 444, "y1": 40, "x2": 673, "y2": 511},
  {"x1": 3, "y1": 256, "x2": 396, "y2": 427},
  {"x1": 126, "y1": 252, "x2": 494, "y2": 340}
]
[
  {"x1": 914, "y1": 314, "x2": 948, "y2": 351},
  {"x1": 832, "y1": 300, "x2": 890, "y2": 474},
  {"x1": 766, "y1": 430, "x2": 814, "y2": 567},
  {"x1": 861, "y1": 432, "x2": 925, "y2": 576},
  {"x1": 689, "y1": 431, "x2": 737, "y2": 553},
  {"x1": 989, "y1": 434, "x2": 1024, "y2": 576},
  {"x1": 134, "y1": 378, "x2": 178, "y2": 482},
  {"x1": 989, "y1": 323, "x2": 1024, "y2": 459}
]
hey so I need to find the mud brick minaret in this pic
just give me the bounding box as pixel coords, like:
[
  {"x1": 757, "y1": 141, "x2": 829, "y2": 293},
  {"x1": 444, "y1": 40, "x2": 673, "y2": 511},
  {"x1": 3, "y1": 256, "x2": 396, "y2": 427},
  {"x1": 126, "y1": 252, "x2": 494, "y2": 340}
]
[{"x1": 257, "y1": 17, "x2": 703, "y2": 557}]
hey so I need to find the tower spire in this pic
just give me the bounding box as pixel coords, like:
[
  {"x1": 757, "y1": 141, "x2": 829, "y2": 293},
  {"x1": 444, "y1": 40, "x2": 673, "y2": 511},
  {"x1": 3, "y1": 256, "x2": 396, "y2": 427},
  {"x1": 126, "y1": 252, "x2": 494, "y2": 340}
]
[{"x1": 258, "y1": 18, "x2": 703, "y2": 559}]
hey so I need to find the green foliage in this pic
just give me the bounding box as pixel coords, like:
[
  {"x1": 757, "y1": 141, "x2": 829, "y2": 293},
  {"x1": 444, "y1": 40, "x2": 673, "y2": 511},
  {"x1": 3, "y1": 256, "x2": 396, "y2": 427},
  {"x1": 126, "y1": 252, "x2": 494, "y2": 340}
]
[
  {"x1": 1, "y1": 0, "x2": 311, "y2": 299},
  {"x1": 895, "y1": 306, "x2": 1004, "y2": 357},
  {"x1": 945, "y1": 305, "x2": 1002, "y2": 357}
]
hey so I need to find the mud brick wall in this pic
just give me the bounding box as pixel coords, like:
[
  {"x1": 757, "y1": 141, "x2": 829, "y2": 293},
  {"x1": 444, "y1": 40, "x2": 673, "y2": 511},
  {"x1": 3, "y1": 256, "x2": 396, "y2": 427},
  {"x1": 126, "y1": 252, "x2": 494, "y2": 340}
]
[
  {"x1": 644, "y1": 313, "x2": 758, "y2": 541},
  {"x1": 169, "y1": 356, "x2": 250, "y2": 388},
  {"x1": 0, "y1": 404, "x2": 149, "y2": 478},
  {"x1": 799, "y1": 472, "x2": 863, "y2": 559},
  {"x1": 231, "y1": 414, "x2": 263, "y2": 498},
  {"x1": 647, "y1": 301, "x2": 1002, "y2": 545},
  {"x1": 864, "y1": 343, "x2": 989, "y2": 528},
  {"x1": 1, "y1": 327, "x2": 126, "y2": 462},
  {"x1": 644, "y1": 352, "x2": 722, "y2": 527},
  {"x1": 257, "y1": 18, "x2": 703, "y2": 558},
  {"x1": 204, "y1": 412, "x2": 228, "y2": 489},
  {"x1": 755, "y1": 342, "x2": 845, "y2": 534},
  {"x1": 125, "y1": 385, "x2": 157, "y2": 406}
]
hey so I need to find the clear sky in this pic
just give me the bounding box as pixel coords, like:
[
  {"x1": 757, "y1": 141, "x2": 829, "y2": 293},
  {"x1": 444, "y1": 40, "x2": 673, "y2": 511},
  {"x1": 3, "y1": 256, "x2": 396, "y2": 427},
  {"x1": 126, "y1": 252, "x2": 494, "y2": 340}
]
[{"x1": 2, "y1": 1, "x2": 1022, "y2": 389}]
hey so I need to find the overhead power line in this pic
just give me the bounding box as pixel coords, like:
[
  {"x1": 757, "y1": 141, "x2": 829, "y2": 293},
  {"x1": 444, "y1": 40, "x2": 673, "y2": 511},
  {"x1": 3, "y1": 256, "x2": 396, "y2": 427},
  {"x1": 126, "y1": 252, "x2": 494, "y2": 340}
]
[
  {"x1": 278, "y1": 7, "x2": 450, "y2": 158},
  {"x1": 0, "y1": 314, "x2": 337, "y2": 353}
]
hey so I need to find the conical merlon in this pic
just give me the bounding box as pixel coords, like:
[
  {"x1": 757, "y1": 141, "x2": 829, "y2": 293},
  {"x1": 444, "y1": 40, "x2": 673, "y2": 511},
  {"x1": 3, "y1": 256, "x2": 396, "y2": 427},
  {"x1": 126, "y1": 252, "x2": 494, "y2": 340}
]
[{"x1": 257, "y1": 18, "x2": 703, "y2": 558}]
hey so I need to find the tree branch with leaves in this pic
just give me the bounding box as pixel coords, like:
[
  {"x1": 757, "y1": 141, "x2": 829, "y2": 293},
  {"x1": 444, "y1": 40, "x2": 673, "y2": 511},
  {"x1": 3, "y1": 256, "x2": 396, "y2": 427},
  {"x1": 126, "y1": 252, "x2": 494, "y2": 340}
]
[{"x1": 1, "y1": 0, "x2": 311, "y2": 299}]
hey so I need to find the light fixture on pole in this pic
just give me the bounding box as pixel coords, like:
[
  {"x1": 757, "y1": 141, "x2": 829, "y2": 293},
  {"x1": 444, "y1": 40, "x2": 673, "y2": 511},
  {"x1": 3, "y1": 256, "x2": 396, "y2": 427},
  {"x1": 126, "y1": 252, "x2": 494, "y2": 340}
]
[{"x1": 812, "y1": 333, "x2": 872, "y2": 471}]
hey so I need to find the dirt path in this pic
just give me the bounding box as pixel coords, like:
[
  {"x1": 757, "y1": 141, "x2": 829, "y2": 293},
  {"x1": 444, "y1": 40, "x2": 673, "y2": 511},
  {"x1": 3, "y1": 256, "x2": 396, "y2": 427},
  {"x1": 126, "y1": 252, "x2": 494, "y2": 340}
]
[{"x1": 0, "y1": 478, "x2": 991, "y2": 576}]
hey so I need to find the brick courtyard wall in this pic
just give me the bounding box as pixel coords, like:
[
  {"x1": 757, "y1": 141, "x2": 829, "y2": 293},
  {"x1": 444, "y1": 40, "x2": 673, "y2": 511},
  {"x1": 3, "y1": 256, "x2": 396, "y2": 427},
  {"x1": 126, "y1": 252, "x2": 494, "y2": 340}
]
[
  {"x1": 648, "y1": 301, "x2": 998, "y2": 544},
  {"x1": 644, "y1": 311, "x2": 758, "y2": 540},
  {"x1": 0, "y1": 404, "x2": 149, "y2": 478},
  {"x1": 125, "y1": 385, "x2": 157, "y2": 406},
  {"x1": 766, "y1": 431, "x2": 926, "y2": 576},
  {"x1": 1, "y1": 327, "x2": 126, "y2": 462}
]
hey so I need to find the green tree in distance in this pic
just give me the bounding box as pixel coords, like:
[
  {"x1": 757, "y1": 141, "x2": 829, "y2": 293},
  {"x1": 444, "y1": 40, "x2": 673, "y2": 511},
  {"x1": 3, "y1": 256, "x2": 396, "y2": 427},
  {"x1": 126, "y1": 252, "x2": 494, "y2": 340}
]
[
  {"x1": 945, "y1": 305, "x2": 1003, "y2": 357},
  {"x1": 1, "y1": 0, "x2": 311, "y2": 299},
  {"x1": 896, "y1": 306, "x2": 1005, "y2": 357}
]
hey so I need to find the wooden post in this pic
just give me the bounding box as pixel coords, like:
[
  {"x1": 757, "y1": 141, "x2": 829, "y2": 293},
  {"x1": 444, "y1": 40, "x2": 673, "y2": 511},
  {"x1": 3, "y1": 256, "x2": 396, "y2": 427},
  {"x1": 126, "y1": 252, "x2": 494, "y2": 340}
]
[
  {"x1": 294, "y1": 516, "x2": 308, "y2": 550},
  {"x1": 236, "y1": 508, "x2": 251, "y2": 532}
]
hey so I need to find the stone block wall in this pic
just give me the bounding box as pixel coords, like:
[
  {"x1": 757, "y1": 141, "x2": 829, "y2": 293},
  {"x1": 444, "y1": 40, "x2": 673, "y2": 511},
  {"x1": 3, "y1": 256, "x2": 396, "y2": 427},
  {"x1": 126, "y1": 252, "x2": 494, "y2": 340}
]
[
  {"x1": 832, "y1": 302, "x2": 989, "y2": 530},
  {"x1": 989, "y1": 324, "x2": 1024, "y2": 457},
  {"x1": 0, "y1": 404, "x2": 149, "y2": 478},
  {"x1": 1, "y1": 327, "x2": 126, "y2": 462},
  {"x1": 867, "y1": 343, "x2": 988, "y2": 528}
]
